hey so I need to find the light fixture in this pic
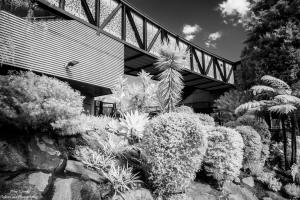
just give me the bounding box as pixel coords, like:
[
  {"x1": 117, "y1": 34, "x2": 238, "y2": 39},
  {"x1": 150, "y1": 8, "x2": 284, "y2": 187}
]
[{"x1": 65, "y1": 61, "x2": 79, "y2": 69}]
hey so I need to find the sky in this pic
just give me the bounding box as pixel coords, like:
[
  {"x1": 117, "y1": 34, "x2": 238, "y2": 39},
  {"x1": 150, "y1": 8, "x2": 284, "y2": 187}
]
[{"x1": 125, "y1": 0, "x2": 250, "y2": 62}]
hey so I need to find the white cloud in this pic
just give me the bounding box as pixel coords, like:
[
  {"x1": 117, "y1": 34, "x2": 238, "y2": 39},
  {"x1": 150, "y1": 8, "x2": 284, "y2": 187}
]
[
  {"x1": 205, "y1": 31, "x2": 222, "y2": 48},
  {"x1": 219, "y1": 0, "x2": 250, "y2": 17},
  {"x1": 182, "y1": 24, "x2": 202, "y2": 41},
  {"x1": 218, "y1": 0, "x2": 251, "y2": 26},
  {"x1": 182, "y1": 24, "x2": 202, "y2": 35},
  {"x1": 185, "y1": 35, "x2": 195, "y2": 41}
]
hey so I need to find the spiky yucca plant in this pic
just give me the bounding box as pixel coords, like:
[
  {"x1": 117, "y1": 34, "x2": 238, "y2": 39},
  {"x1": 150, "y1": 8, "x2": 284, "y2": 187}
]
[
  {"x1": 235, "y1": 75, "x2": 300, "y2": 167},
  {"x1": 155, "y1": 45, "x2": 187, "y2": 112}
]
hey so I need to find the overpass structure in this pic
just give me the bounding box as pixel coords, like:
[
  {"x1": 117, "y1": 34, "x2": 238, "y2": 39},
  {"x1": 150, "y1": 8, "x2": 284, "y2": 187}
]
[{"x1": 0, "y1": 0, "x2": 238, "y2": 114}]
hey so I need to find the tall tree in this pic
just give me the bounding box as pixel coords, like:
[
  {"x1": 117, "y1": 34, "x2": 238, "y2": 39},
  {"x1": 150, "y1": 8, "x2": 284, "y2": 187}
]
[
  {"x1": 239, "y1": 0, "x2": 300, "y2": 89},
  {"x1": 155, "y1": 45, "x2": 186, "y2": 112},
  {"x1": 236, "y1": 75, "x2": 300, "y2": 167}
]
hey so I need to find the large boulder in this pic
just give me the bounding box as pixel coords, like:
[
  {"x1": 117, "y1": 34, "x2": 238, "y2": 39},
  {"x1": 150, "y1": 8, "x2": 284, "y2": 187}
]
[
  {"x1": 0, "y1": 136, "x2": 64, "y2": 172},
  {"x1": 51, "y1": 178, "x2": 103, "y2": 200},
  {"x1": 65, "y1": 160, "x2": 106, "y2": 184},
  {"x1": 0, "y1": 172, "x2": 52, "y2": 199}
]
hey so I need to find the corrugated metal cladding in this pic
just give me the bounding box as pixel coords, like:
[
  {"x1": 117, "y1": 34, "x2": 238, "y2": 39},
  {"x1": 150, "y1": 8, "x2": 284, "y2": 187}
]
[{"x1": 0, "y1": 11, "x2": 124, "y2": 89}]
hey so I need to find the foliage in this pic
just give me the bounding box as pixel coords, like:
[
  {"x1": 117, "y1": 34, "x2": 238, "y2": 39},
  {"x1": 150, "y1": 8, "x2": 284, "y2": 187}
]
[
  {"x1": 118, "y1": 110, "x2": 149, "y2": 143},
  {"x1": 283, "y1": 183, "x2": 300, "y2": 199},
  {"x1": 203, "y1": 126, "x2": 244, "y2": 183},
  {"x1": 236, "y1": 75, "x2": 300, "y2": 165},
  {"x1": 235, "y1": 126, "x2": 262, "y2": 169},
  {"x1": 0, "y1": 71, "x2": 83, "y2": 134},
  {"x1": 247, "y1": 161, "x2": 264, "y2": 177},
  {"x1": 139, "y1": 112, "x2": 208, "y2": 196},
  {"x1": 226, "y1": 115, "x2": 270, "y2": 165},
  {"x1": 166, "y1": 193, "x2": 192, "y2": 200},
  {"x1": 196, "y1": 113, "x2": 215, "y2": 126},
  {"x1": 174, "y1": 105, "x2": 194, "y2": 113},
  {"x1": 213, "y1": 90, "x2": 251, "y2": 122},
  {"x1": 104, "y1": 164, "x2": 142, "y2": 197},
  {"x1": 112, "y1": 71, "x2": 158, "y2": 113},
  {"x1": 76, "y1": 146, "x2": 116, "y2": 171},
  {"x1": 235, "y1": 75, "x2": 300, "y2": 116},
  {"x1": 52, "y1": 114, "x2": 112, "y2": 136},
  {"x1": 240, "y1": 0, "x2": 300, "y2": 88},
  {"x1": 155, "y1": 45, "x2": 187, "y2": 112},
  {"x1": 256, "y1": 171, "x2": 282, "y2": 192}
]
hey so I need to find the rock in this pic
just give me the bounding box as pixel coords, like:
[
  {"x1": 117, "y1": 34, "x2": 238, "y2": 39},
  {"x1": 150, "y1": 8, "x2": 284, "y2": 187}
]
[
  {"x1": 65, "y1": 160, "x2": 106, "y2": 183},
  {"x1": 0, "y1": 140, "x2": 28, "y2": 172},
  {"x1": 28, "y1": 172, "x2": 52, "y2": 192},
  {"x1": 166, "y1": 193, "x2": 193, "y2": 200},
  {"x1": 1, "y1": 172, "x2": 51, "y2": 199},
  {"x1": 186, "y1": 182, "x2": 216, "y2": 200},
  {"x1": 265, "y1": 191, "x2": 288, "y2": 200},
  {"x1": 242, "y1": 177, "x2": 255, "y2": 187},
  {"x1": 27, "y1": 136, "x2": 63, "y2": 171},
  {"x1": 262, "y1": 197, "x2": 272, "y2": 200},
  {"x1": 52, "y1": 178, "x2": 102, "y2": 200},
  {"x1": 116, "y1": 188, "x2": 154, "y2": 200},
  {"x1": 223, "y1": 182, "x2": 258, "y2": 200}
]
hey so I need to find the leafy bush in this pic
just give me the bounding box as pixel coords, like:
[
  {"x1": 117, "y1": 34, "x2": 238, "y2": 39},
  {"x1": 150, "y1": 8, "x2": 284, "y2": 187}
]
[
  {"x1": 235, "y1": 126, "x2": 262, "y2": 169},
  {"x1": 112, "y1": 71, "x2": 158, "y2": 113},
  {"x1": 213, "y1": 90, "x2": 251, "y2": 123},
  {"x1": 118, "y1": 111, "x2": 149, "y2": 143},
  {"x1": 257, "y1": 171, "x2": 282, "y2": 192},
  {"x1": 139, "y1": 112, "x2": 208, "y2": 196},
  {"x1": 0, "y1": 71, "x2": 83, "y2": 134},
  {"x1": 52, "y1": 114, "x2": 113, "y2": 136},
  {"x1": 203, "y1": 126, "x2": 244, "y2": 183},
  {"x1": 283, "y1": 183, "x2": 300, "y2": 198},
  {"x1": 104, "y1": 164, "x2": 142, "y2": 197},
  {"x1": 225, "y1": 115, "x2": 271, "y2": 164},
  {"x1": 174, "y1": 105, "x2": 194, "y2": 113},
  {"x1": 197, "y1": 113, "x2": 215, "y2": 126}
]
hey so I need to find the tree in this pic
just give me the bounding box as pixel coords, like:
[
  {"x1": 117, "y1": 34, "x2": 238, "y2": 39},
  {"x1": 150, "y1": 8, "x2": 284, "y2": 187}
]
[
  {"x1": 236, "y1": 75, "x2": 300, "y2": 167},
  {"x1": 240, "y1": 0, "x2": 300, "y2": 89},
  {"x1": 155, "y1": 45, "x2": 186, "y2": 112}
]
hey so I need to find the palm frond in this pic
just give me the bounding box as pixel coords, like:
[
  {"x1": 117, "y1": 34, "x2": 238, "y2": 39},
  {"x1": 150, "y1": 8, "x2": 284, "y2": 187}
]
[
  {"x1": 235, "y1": 101, "x2": 264, "y2": 115},
  {"x1": 251, "y1": 85, "x2": 275, "y2": 95},
  {"x1": 268, "y1": 104, "x2": 297, "y2": 115},
  {"x1": 274, "y1": 95, "x2": 300, "y2": 106},
  {"x1": 261, "y1": 75, "x2": 290, "y2": 90}
]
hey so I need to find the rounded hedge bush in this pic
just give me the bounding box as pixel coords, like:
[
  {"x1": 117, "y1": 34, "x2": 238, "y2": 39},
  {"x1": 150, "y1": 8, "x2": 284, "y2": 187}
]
[
  {"x1": 139, "y1": 112, "x2": 208, "y2": 196},
  {"x1": 224, "y1": 115, "x2": 271, "y2": 164},
  {"x1": 0, "y1": 71, "x2": 83, "y2": 134},
  {"x1": 235, "y1": 126, "x2": 262, "y2": 169},
  {"x1": 197, "y1": 113, "x2": 215, "y2": 126},
  {"x1": 203, "y1": 126, "x2": 244, "y2": 183}
]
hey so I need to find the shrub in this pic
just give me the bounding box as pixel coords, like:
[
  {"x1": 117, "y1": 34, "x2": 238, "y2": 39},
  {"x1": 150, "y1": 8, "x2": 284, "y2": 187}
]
[
  {"x1": 196, "y1": 113, "x2": 215, "y2": 126},
  {"x1": 118, "y1": 111, "x2": 149, "y2": 143},
  {"x1": 0, "y1": 71, "x2": 83, "y2": 134},
  {"x1": 139, "y1": 112, "x2": 208, "y2": 196},
  {"x1": 213, "y1": 90, "x2": 251, "y2": 123},
  {"x1": 257, "y1": 171, "x2": 282, "y2": 192},
  {"x1": 283, "y1": 183, "x2": 300, "y2": 198},
  {"x1": 174, "y1": 105, "x2": 194, "y2": 113},
  {"x1": 235, "y1": 126, "x2": 262, "y2": 169},
  {"x1": 224, "y1": 115, "x2": 271, "y2": 164},
  {"x1": 52, "y1": 114, "x2": 113, "y2": 136},
  {"x1": 203, "y1": 126, "x2": 244, "y2": 183}
]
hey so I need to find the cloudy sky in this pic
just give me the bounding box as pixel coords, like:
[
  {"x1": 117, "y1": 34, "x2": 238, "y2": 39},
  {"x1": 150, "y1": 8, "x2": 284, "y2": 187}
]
[{"x1": 126, "y1": 0, "x2": 250, "y2": 62}]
